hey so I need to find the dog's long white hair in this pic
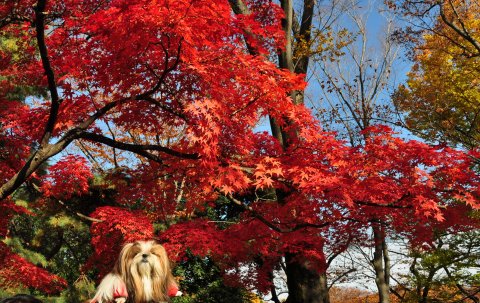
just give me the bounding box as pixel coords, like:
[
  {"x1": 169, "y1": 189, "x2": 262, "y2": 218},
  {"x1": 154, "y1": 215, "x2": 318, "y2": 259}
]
[{"x1": 92, "y1": 240, "x2": 176, "y2": 303}]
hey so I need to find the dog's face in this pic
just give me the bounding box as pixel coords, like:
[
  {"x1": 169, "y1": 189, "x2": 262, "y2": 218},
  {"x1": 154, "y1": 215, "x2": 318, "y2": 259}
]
[
  {"x1": 123, "y1": 241, "x2": 167, "y2": 277},
  {"x1": 114, "y1": 240, "x2": 174, "y2": 303}
]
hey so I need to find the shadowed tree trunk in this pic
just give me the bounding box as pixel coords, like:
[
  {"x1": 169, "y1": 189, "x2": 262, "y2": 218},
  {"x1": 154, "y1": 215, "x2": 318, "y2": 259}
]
[
  {"x1": 285, "y1": 253, "x2": 330, "y2": 303},
  {"x1": 372, "y1": 221, "x2": 390, "y2": 303},
  {"x1": 319, "y1": 271, "x2": 330, "y2": 303},
  {"x1": 278, "y1": 1, "x2": 332, "y2": 302}
]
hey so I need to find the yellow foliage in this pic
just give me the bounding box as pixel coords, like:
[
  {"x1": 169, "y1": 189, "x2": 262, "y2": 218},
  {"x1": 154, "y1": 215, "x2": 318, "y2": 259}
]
[
  {"x1": 293, "y1": 27, "x2": 353, "y2": 63},
  {"x1": 394, "y1": 0, "x2": 480, "y2": 148},
  {"x1": 250, "y1": 297, "x2": 264, "y2": 303}
]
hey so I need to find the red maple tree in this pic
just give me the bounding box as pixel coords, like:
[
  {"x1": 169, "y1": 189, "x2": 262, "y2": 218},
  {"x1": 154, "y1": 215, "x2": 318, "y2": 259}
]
[{"x1": 0, "y1": 0, "x2": 478, "y2": 300}]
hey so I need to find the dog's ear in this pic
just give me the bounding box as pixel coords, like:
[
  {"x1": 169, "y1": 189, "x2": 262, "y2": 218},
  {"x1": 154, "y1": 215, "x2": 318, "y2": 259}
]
[
  {"x1": 113, "y1": 243, "x2": 134, "y2": 276},
  {"x1": 151, "y1": 243, "x2": 170, "y2": 270},
  {"x1": 149, "y1": 244, "x2": 175, "y2": 302}
]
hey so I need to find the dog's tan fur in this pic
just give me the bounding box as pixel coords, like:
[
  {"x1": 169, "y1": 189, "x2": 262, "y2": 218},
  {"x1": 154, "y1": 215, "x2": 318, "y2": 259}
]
[{"x1": 92, "y1": 240, "x2": 176, "y2": 303}]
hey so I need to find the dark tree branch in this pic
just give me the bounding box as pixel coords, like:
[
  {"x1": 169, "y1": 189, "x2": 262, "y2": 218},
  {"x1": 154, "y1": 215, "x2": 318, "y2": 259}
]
[
  {"x1": 0, "y1": 15, "x2": 30, "y2": 29},
  {"x1": 1, "y1": 96, "x2": 142, "y2": 200},
  {"x1": 389, "y1": 286, "x2": 406, "y2": 301},
  {"x1": 226, "y1": 193, "x2": 330, "y2": 233},
  {"x1": 439, "y1": 1, "x2": 480, "y2": 56},
  {"x1": 29, "y1": 183, "x2": 104, "y2": 223},
  {"x1": 140, "y1": 37, "x2": 183, "y2": 99},
  {"x1": 444, "y1": 266, "x2": 480, "y2": 303},
  {"x1": 141, "y1": 96, "x2": 188, "y2": 121},
  {"x1": 294, "y1": 0, "x2": 315, "y2": 76},
  {"x1": 78, "y1": 132, "x2": 200, "y2": 160},
  {"x1": 355, "y1": 201, "x2": 412, "y2": 209},
  {"x1": 227, "y1": 0, "x2": 259, "y2": 55},
  {"x1": 327, "y1": 268, "x2": 356, "y2": 290},
  {"x1": 269, "y1": 270, "x2": 282, "y2": 303},
  {"x1": 231, "y1": 94, "x2": 265, "y2": 117},
  {"x1": 34, "y1": 0, "x2": 61, "y2": 147},
  {"x1": 228, "y1": 0, "x2": 249, "y2": 15}
]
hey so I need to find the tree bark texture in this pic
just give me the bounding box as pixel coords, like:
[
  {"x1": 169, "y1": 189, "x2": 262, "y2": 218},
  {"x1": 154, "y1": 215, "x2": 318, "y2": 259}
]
[
  {"x1": 372, "y1": 222, "x2": 391, "y2": 303},
  {"x1": 285, "y1": 253, "x2": 330, "y2": 303}
]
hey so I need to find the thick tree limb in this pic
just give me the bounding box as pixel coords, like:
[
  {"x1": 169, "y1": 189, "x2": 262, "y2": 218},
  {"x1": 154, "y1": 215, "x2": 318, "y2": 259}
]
[
  {"x1": 78, "y1": 132, "x2": 199, "y2": 160},
  {"x1": 228, "y1": 0, "x2": 249, "y2": 15},
  {"x1": 227, "y1": 0, "x2": 260, "y2": 55},
  {"x1": 1, "y1": 96, "x2": 148, "y2": 200},
  {"x1": 355, "y1": 193, "x2": 413, "y2": 209},
  {"x1": 279, "y1": 0, "x2": 294, "y2": 72},
  {"x1": 294, "y1": 0, "x2": 315, "y2": 76},
  {"x1": 34, "y1": 0, "x2": 61, "y2": 147},
  {"x1": 55, "y1": 198, "x2": 104, "y2": 223}
]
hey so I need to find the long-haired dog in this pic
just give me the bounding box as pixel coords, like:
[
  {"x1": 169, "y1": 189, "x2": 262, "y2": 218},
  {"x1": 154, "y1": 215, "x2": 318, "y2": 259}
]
[{"x1": 91, "y1": 240, "x2": 180, "y2": 303}]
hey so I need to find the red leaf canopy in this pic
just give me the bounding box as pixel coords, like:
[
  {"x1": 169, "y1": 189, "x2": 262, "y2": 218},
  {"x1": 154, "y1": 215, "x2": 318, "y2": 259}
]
[{"x1": 0, "y1": 0, "x2": 479, "y2": 295}]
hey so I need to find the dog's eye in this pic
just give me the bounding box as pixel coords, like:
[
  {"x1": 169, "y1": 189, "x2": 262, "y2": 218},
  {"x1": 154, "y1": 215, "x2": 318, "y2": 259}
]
[
  {"x1": 130, "y1": 246, "x2": 141, "y2": 255},
  {"x1": 151, "y1": 247, "x2": 165, "y2": 258},
  {"x1": 152, "y1": 250, "x2": 165, "y2": 258}
]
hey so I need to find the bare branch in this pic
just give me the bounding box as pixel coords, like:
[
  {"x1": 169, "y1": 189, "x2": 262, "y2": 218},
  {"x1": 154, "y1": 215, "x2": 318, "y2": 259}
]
[{"x1": 328, "y1": 268, "x2": 357, "y2": 290}]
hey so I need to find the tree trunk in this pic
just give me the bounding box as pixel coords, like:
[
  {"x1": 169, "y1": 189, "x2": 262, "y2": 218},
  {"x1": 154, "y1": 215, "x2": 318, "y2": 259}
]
[
  {"x1": 319, "y1": 271, "x2": 330, "y2": 303},
  {"x1": 0, "y1": 143, "x2": 68, "y2": 201},
  {"x1": 372, "y1": 222, "x2": 390, "y2": 303},
  {"x1": 382, "y1": 233, "x2": 390, "y2": 288},
  {"x1": 285, "y1": 253, "x2": 330, "y2": 303},
  {"x1": 227, "y1": 1, "x2": 325, "y2": 301}
]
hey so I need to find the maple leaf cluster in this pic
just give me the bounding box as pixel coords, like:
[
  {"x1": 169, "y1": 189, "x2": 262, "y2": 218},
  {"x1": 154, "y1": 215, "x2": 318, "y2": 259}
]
[
  {"x1": 86, "y1": 206, "x2": 155, "y2": 278},
  {"x1": 40, "y1": 155, "x2": 93, "y2": 200},
  {"x1": 0, "y1": 106, "x2": 33, "y2": 184},
  {"x1": 0, "y1": 199, "x2": 67, "y2": 294},
  {"x1": 158, "y1": 126, "x2": 480, "y2": 292},
  {"x1": 0, "y1": 242, "x2": 67, "y2": 294}
]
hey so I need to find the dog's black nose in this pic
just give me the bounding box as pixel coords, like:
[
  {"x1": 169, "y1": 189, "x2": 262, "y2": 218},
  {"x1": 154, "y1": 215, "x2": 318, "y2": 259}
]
[{"x1": 142, "y1": 254, "x2": 148, "y2": 258}]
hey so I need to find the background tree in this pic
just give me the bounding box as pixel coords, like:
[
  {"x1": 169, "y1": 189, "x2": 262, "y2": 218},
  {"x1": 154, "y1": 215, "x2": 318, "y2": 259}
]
[
  {"x1": 312, "y1": 0, "x2": 401, "y2": 146},
  {"x1": 307, "y1": 2, "x2": 404, "y2": 301},
  {"x1": 390, "y1": 2, "x2": 480, "y2": 300},
  {"x1": 392, "y1": 0, "x2": 480, "y2": 149},
  {"x1": 396, "y1": 229, "x2": 480, "y2": 303}
]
